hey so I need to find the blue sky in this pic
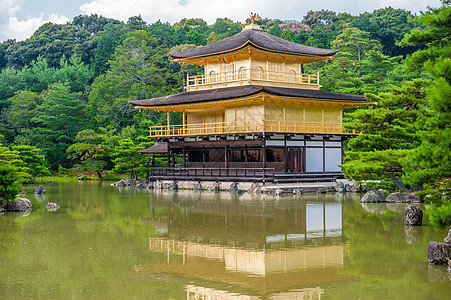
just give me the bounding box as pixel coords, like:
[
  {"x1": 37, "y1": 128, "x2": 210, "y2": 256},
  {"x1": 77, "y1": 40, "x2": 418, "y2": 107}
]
[{"x1": 0, "y1": 0, "x2": 442, "y2": 42}]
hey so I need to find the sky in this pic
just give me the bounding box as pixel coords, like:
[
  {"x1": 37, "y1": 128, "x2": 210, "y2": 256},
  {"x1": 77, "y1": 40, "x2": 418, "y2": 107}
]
[{"x1": 0, "y1": 0, "x2": 442, "y2": 42}]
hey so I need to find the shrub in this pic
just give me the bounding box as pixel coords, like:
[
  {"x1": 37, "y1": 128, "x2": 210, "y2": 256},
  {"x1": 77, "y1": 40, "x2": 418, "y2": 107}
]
[
  {"x1": 429, "y1": 201, "x2": 451, "y2": 229},
  {"x1": 0, "y1": 163, "x2": 23, "y2": 207}
]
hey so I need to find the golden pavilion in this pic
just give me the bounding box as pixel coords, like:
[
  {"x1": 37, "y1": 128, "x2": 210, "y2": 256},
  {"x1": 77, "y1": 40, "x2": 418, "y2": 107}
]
[{"x1": 129, "y1": 20, "x2": 370, "y2": 183}]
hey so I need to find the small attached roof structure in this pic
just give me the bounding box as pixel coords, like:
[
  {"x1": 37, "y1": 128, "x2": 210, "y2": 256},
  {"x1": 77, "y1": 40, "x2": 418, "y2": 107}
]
[
  {"x1": 168, "y1": 28, "x2": 339, "y2": 61},
  {"x1": 129, "y1": 85, "x2": 367, "y2": 108},
  {"x1": 138, "y1": 142, "x2": 168, "y2": 154}
]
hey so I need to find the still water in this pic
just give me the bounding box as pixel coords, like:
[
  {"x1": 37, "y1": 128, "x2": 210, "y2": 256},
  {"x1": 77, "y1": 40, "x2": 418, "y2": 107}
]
[{"x1": 0, "y1": 181, "x2": 450, "y2": 299}]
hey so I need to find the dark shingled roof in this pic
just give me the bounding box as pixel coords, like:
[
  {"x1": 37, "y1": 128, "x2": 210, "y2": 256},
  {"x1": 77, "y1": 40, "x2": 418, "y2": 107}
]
[
  {"x1": 168, "y1": 29, "x2": 339, "y2": 59},
  {"x1": 139, "y1": 143, "x2": 168, "y2": 154},
  {"x1": 129, "y1": 85, "x2": 367, "y2": 107}
]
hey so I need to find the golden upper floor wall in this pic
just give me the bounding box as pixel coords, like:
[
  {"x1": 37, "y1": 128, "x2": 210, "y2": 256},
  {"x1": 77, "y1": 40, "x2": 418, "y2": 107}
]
[
  {"x1": 170, "y1": 27, "x2": 337, "y2": 92},
  {"x1": 186, "y1": 46, "x2": 321, "y2": 91}
]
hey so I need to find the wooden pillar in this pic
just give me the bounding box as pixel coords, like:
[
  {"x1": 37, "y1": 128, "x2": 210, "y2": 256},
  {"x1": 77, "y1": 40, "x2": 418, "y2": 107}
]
[
  {"x1": 202, "y1": 146, "x2": 206, "y2": 168},
  {"x1": 245, "y1": 146, "x2": 248, "y2": 168},
  {"x1": 167, "y1": 111, "x2": 170, "y2": 134},
  {"x1": 225, "y1": 144, "x2": 229, "y2": 169},
  {"x1": 182, "y1": 111, "x2": 186, "y2": 134},
  {"x1": 172, "y1": 152, "x2": 176, "y2": 168},
  {"x1": 284, "y1": 138, "x2": 288, "y2": 173},
  {"x1": 182, "y1": 145, "x2": 186, "y2": 168},
  {"x1": 323, "y1": 139, "x2": 326, "y2": 173},
  {"x1": 167, "y1": 149, "x2": 171, "y2": 168},
  {"x1": 150, "y1": 154, "x2": 155, "y2": 180}
]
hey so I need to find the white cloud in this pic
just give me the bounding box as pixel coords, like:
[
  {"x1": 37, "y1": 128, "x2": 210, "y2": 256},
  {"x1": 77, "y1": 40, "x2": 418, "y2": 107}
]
[
  {"x1": 379, "y1": 0, "x2": 441, "y2": 13},
  {"x1": 5, "y1": 12, "x2": 69, "y2": 41}
]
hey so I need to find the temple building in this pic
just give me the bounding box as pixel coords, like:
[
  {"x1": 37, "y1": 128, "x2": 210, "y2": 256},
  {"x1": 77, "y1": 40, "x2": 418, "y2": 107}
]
[{"x1": 129, "y1": 19, "x2": 371, "y2": 182}]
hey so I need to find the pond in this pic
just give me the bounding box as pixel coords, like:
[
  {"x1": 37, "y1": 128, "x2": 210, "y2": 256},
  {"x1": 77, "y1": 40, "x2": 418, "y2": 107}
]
[{"x1": 0, "y1": 181, "x2": 450, "y2": 299}]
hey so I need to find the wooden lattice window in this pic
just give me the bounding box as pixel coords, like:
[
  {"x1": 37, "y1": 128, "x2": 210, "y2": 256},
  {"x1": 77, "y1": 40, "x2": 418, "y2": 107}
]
[
  {"x1": 255, "y1": 66, "x2": 264, "y2": 79},
  {"x1": 287, "y1": 69, "x2": 296, "y2": 82},
  {"x1": 209, "y1": 70, "x2": 217, "y2": 83}
]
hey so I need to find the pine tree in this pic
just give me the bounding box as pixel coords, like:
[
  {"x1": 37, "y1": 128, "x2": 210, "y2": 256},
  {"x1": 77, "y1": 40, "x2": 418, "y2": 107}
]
[
  {"x1": 401, "y1": 0, "x2": 451, "y2": 186},
  {"x1": 32, "y1": 82, "x2": 86, "y2": 168},
  {"x1": 341, "y1": 79, "x2": 426, "y2": 189}
]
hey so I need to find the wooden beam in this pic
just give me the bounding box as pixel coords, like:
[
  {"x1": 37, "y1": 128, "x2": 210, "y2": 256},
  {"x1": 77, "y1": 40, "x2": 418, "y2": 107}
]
[{"x1": 169, "y1": 139, "x2": 263, "y2": 147}]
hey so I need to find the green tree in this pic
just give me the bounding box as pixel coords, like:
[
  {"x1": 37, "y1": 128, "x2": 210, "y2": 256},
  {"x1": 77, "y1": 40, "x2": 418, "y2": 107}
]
[
  {"x1": 32, "y1": 83, "x2": 86, "y2": 169},
  {"x1": 401, "y1": 0, "x2": 451, "y2": 186},
  {"x1": 351, "y1": 7, "x2": 420, "y2": 56},
  {"x1": 93, "y1": 23, "x2": 126, "y2": 76},
  {"x1": 280, "y1": 29, "x2": 294, "y2": 41},
  {"x1": 12, "y1": 145, "x2": 50, "y2": 178},
  {"x1": 1, "y1": 90, "x2": 40, "y2": 144},
  {"x1": 0, "y1": 163, "x2": 22, "y2": 206},
  {"x1": 112, "y1": 138, "x2": 152, "y2": 179},
  {"x1": 331, "y1": 27, "x2": 381, "y2": 63},
  {"x1": 55, "y1": 55, "x2": 94, "y2": 92},
  {"x1": 0, "y1": 144, "x2": 30, "y2": 180},
  {"x1": 20, "y1": 56, "x2": 56, "y2": 93},
  {"x1": 341, "y1": 79, "x2": 426, "y2": 190},
  {"x1": 88, "y1": 30, "x2": 173, "y2": 128},
  {"x1": 66, "y1": 129, "x2": 110, "y2": 178},
  {"x1": 0, "y1": 67, "x2": 24, "y2": 107},
  {"x1": 302, "y1": 9, "x2": 337, "y2": 28},
  {"x1": 268, "y1": 22, "x2": 283, "y2": 37}
]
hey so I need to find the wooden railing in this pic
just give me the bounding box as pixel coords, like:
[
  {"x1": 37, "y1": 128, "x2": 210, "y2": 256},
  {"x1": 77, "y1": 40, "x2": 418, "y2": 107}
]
[
  {"x1": 187, "y1": 68, "x2": 319, "y2": 87},
  {"x1": 150, "y1": 167, "x2": 275, "y2": 182},
  {"x1": 149, "y1": 120, "x2": 357, "y2": 137}
]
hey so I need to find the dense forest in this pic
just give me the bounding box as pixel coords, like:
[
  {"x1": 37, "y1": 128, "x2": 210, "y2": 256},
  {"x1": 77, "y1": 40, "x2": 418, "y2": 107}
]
[{"x1": 0, "y1": 2, "x2": 450, "y2": 224}]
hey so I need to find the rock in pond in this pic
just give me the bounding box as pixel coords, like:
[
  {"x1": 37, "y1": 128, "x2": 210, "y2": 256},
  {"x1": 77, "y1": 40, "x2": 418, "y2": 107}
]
[
  {"x1": 293, "y1": 189, "x2": 302, "y2": 196},
  {"x1": 275, "y1": 189, "x2": 284, "y2": 196},
  {"x1": 168, "y1": 180, "x2": 178, "y2": 190},
  {"x1": 6, "y1": 197, "x2": 32, "y2": 212},
  {"x1": 116, "y1": 179, "x2": 126, "y2": 187},
  {"x1": 360, "y1": 189, "x2": 386, "y2": 203},
  {"x1": 248, "y1": 182, "x2": 261, "y2": 193},
  {"x1": 428, "y1": 241, "x2": 451, "y2": 265},
  {"x1": 334, "y1": 181, "x2": 346, "y2": 193},
  {"x1": 229, "y1": 182, "x2": 243, "y2": 193},
  {"x1": 33, "y1": 185, "x2": 46, "y2": 194},
  {"x1": 404, "y1": 205, "x2": 423, "y2": 226},
  {"x1": 46, "y1": 202, "x2": 60, "y2": 211},
  {"x1": 443, "y1": 229, "x2": 451, "y2": 244},
  {"x1": 386, "y1": 192, "x2": 420, "y2": 203},
  {"x1": 193, "y1": 181, "x2": 203, "y2": 191},
  {"x1": 135, "y1": 182, "x2": 147, "y2": 188},
  {"x1": 207, "y1": 181, "x2": 220, "y2": 192}
]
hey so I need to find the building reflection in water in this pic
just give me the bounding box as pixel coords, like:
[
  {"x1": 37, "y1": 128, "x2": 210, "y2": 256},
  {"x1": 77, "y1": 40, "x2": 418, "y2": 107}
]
[{"x1": 136, "y1": 191, "x2": 353, "y2": 299}]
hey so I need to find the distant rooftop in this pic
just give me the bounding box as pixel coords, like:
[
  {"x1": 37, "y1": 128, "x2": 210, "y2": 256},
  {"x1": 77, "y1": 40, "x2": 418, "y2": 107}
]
[{"x1": 168, "y1": 29, "x2": 339, "y2": 59}]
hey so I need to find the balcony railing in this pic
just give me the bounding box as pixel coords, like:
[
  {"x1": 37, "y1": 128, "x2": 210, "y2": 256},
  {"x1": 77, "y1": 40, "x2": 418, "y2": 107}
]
[
  {"x1": 149, "y1": 120, "x2": 357, "y2": 137},
  {"x1": 186, "y1": 68, "x2": 319, "y2": 88}
]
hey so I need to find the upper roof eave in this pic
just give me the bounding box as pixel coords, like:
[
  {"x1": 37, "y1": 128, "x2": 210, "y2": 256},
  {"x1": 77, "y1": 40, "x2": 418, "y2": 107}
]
[
  {"x1": 170, "y1": 42, "x2": 338, "y2": 63},
  {"x1": 168, "y1": 29, "x2": 339, "y2": 60}
]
